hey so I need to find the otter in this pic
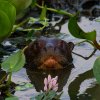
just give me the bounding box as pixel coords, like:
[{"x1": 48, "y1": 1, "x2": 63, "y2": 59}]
[{"x1": 24, "y1": 37, "x2": 74, "y2": 69}]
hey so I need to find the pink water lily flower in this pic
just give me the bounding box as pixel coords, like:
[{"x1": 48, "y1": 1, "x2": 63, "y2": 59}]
[{"x1": 44, "y1": 74, "x2": 58, "y2": 92}]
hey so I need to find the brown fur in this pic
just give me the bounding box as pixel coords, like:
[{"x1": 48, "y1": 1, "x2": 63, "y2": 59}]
[{"x1": 24, "y1": 37, "x2": 74, "y2": 69}]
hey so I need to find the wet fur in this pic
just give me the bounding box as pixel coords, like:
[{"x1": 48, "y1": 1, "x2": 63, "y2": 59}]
[{"x1": 24, "y1": 37, "x2": 74, "y2": 69}]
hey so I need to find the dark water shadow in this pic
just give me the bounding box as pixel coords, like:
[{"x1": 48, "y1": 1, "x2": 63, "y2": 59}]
[
  {"x1": 0, "y1": 68, "x2": 16, "y2": 100},
  {"x1": 68, "y1": 69, "x2": 100, "y2": 100},
  {"x1": 26, "y1": 64, "x2": 74, "y2": 92}
]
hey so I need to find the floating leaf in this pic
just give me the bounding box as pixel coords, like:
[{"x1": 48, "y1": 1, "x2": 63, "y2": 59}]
[
  {"x1": 25, "y1": 83, "x2": 33, "y2": 88},
  {"x1": 0, "y1": 10, "x2": 11, "y2": 42},
  {"x1": 93, "y1": 57, "x2": 100, "y2": 84},
  {"x1": 0, "y1": 0, "x2": 16, "y2": 42},
  {"x1": 95, "y1": 18, "x2": 100, "y2": 22},
  {"x1": 0, "y1": 1, "x2": 16, "y2": 26},
  {"x1": 5, "y1": 96, "x2": 18, "y2": 100},
  {"x1": 1, "y1": 50, "x2": 25, "y2": 73},
  {"x1": 15, "y1": 83, "x2": 33, "y2": 91},
  {"x1": 68, "y1": 15, "x2": 96, "y2": 41},
  {"x1": 95, "y1": 19, "x2": 100, "y2": 22},
  {"x1": 9, "y1": 0, "x2": 32, "y2": 13}
]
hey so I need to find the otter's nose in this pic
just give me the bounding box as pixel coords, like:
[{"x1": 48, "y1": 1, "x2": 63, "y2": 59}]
[{"x1": 44, "y1": 58, "x2": 57, "y2": 68}]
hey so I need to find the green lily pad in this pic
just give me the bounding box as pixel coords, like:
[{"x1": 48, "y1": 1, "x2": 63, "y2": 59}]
[
  {"x1": 0, "y1": 1, "x2": 16, "y2": 26},
  {"x1": 68, "y1": 15, "x2": 96, "y2": 41},
  {"x1": 9, "y1": 0, "x2": 32, "y2": 13},
  {"x1": 0, "y1": 10, "x2": 11, "y2": 42},
  {"x1": 0, "y1": 0, "x2": 16, "y2": 42},
  {"x1": 93, "y1": 57, "x2": 100, "y2": 84},
  {"x1": 5, "y1": 96, "x2": 18, "y2": 100},
  {"x1": 1, "y1": 50, "x2": 25, "y2": 73},
  {"x1": 15, "y1": 83, "x2": 33, "y2": 91}
]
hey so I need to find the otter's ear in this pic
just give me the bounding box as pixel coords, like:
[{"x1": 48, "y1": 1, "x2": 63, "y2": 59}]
[{"x1": 68, "y1": 42, "x2": 74, "y2": 51}]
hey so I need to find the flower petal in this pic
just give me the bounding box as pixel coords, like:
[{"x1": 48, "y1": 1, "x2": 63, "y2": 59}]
[
  {"x1": 44, "y1": 78, "x2": 48, "y2": 86},
  {"x1": 54, "y1": 76, "x2": 58, "y2": 81},
  {"x1": 48, "y1": 81, "x2": 53, "y2": 90},
  {"x1": 48, "y1": 74, "x2": 52, "y2": 83},
  {"x1": 52, "y1": 79, "x2": 57, "y2": 86},
  {"x1": 44, "y1": 85, "x2": 48, "y2": 91}
]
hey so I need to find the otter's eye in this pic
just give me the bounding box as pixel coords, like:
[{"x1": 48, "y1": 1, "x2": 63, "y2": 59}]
[
  {"x1": 34, "y1": 40, "x2": 45, "y2": 50},
  {"x1": 40, "y1": 42, "x2": 45, "y2": 48}
]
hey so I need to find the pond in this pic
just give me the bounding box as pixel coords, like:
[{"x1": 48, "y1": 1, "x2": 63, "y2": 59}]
[
  {"x1": 0, "y1": 0, "x2": 100, "y2": 100},
  {"x1": 0, "y1": 16, "x2": 99, "y2": 100}
]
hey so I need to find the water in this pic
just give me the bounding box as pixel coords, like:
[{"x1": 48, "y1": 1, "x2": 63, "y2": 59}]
[
  {"x1": 0, "y1": 0, "x2": 100, "y2": 99},
  {"x1": 4, "y1": 17, "x2": 99, "y2": 100}
]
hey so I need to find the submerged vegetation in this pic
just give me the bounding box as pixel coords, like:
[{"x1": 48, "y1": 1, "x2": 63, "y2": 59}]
[{"x1": 0, "y1": 0, "x2": 100, "y2": 100}]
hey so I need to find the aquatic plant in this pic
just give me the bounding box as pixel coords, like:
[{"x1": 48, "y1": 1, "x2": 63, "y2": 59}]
[
  {"x1": 44, "y1": 75, "x2": 58, "y2": 92},
  {"x1": 0, "y1": 0, "x2": 100, "y2": 99},
  {"x1": 34, "y1": 75, "x2": 62, "y2": 100}
]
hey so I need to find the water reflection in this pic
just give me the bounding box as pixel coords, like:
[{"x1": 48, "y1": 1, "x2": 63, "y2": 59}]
[
  {"x1": 68, "y1": 69, "x2": 100, "y2": 100},
  {"x1": 26, "y1": 64, "x2": 74, "y2": 92}
]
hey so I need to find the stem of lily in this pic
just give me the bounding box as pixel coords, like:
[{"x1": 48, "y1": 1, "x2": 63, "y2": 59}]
[
  {"x1": 5, "y1": 91, "x2": 13, "y2": 97},
  {"x1": 35, "y1": 3, "x2": 74, "y2": 17},
  {"x1": 12, "y1": 18, "x2": 30, "y2": 33},
  {"x1": 93, "y1": 40, "x2": 100, "y2": 50},
  {"x1": 7, "y1": 72, "x2": 12, "y2": 86}
]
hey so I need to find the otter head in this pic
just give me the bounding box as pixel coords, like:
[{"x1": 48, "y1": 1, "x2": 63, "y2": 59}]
[{"x1": 24, "y1": 37, "x2": 74, "y2": 69}]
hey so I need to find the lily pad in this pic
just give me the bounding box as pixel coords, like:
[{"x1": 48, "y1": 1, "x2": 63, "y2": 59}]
[
  {"x1": 5, "y1": 96, "x2": 18, "y2": 100},
  {"x1": 93, "y1": 57, "x2": 100, "y2": 84},
  {"x1": 1, "y1": 50, "x2": 25, "y2": 73},
  {"x1": 0, "y1": 10, "x2": 11, "y2": 42},
  {"x1": 0, "y1": 0, "x2": 16, "y2": 42},
  {"x1": 68, "y1": 15, "x2": 96, "y2": 41},
  {"x1": 0, "y1": 1, "x2": 16, "y2": 26}
]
